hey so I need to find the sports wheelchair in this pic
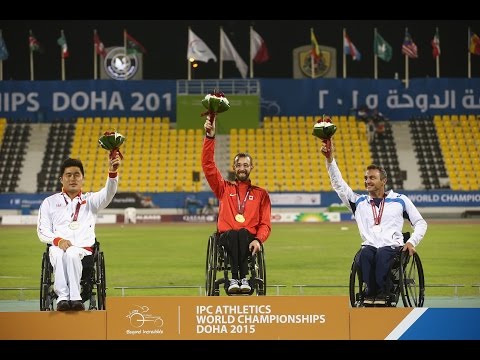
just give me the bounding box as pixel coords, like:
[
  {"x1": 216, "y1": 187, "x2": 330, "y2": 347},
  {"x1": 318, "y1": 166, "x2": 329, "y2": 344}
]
[
  {"x1": 349, "y1": 232, "x2": 425, "y2": 307},
  {"x1": 205, "y1": 232, "x2": 267, "y2": 296},
  {"x1": 40, "y1": 240, "x2": 106, "y2": 311}
]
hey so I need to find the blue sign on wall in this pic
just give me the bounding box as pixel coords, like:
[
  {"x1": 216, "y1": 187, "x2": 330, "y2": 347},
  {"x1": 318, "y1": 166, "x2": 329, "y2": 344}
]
[
  {"x1": 1, "y1": 78, "x2": 479, "y2": 122},
  {"x1": 0, "y1": 80, "x2": 176, "y2": 121},
  {"x1": 1, "y1": 191, "x2": 479, "y2": 211},
  {"x1": 260, "y1": 78, "x2": 480, "y2": 121}
]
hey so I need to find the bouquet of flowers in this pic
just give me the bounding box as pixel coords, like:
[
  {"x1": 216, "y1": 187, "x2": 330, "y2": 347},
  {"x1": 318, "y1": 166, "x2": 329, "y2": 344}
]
[
  {"x1": 312, "y1": 115, "x2": 337, "y2": 157},
  {"x1": 201, "y1": 90, "x2": 230, "y2": 135},
  {"x1": 98, "y1": 131, "x2": 125, "y2": 159}
]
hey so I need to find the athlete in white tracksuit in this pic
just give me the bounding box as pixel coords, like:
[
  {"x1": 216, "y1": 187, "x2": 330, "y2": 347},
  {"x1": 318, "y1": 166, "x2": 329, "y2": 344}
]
[
  {"x1": 320, "y1": 140, "x2": 427, "y2": 303},
  {"x1": 37, "y1": 154, "x2": 120, "y2": 310}
]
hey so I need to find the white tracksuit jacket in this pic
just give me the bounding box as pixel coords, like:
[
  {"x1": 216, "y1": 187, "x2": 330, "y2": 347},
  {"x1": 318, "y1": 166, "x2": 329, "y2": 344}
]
[{"x1": 327, "y1": 159, "x2": 427, "y2": 248}]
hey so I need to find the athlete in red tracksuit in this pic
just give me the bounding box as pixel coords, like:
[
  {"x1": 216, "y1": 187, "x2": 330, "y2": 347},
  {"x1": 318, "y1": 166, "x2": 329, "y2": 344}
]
[{"x1": 202, "y1": 117, "x2": 271, "y2": 294}]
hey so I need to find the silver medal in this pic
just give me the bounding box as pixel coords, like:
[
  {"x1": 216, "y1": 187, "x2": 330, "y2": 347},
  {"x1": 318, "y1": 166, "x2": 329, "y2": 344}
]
[
  {"x1": 372, "y1": 225, "x2": 382, "y2": 233},
  {"x1": 69, "y1": 221, "x2": 80, "y2": 230}
]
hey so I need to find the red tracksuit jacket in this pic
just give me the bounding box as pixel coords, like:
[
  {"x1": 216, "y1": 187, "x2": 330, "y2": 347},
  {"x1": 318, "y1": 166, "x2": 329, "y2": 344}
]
[{"x1": 201, "y1": 137, "x2": 271, "y2": 243}]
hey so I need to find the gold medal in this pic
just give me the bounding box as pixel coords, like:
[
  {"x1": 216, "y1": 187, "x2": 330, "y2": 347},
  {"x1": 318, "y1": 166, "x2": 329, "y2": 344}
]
[{"x1": 235, "y1": 214, "x2": 245, "y2": 223}]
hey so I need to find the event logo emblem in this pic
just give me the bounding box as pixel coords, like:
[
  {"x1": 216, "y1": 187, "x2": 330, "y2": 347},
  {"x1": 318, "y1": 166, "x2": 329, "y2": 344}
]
[
  {"x1": 299, "y1": 49, "x2": 331, "y2": 78},
  {"x1": 104, "y1": 47, "x2": 139, "y2": 80},
  {"x1": 126, "y1": 305, "x2": 164, "y2": 331}
]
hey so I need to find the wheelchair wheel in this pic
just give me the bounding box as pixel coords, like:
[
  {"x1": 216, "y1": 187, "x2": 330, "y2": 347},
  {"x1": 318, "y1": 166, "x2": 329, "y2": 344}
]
[
  {"x1": 205, "y1": 234, "x2": 218, "y2": 296},
  {"x1": 400, "y1": 252, "x2": 425, "y2": 307},
  {"x1": 40, "y1": 251, "x2": 55, "y2": 311},
  {"x1": 349, "y1": 250, "x2": 366, "y2": 307},
  {"x1": 96, "y1": 251, "x2": 107, "y2": 310},
  {"x1": 251, "y1": 246, "x2": 267, "y2": 296}
]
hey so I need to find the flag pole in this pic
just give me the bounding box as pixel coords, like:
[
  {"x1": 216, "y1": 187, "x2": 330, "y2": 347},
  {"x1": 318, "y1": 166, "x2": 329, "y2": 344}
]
[
  {"x1": 436, "y1": 55, "x2": 440, "y2": 78},
  {"x1": 60, "y1": 30, "x2": 65, "y2": 81},
  {"x1": 374, "y1": 28, "x2": 378, "y2": 80},
  {"x1": 0, "y1": 30, "x2": 3, "y2": 81},
  {"x1": 468, "y1": 27, "x2": 471, "y2": 79},
  {"x1": 187, "y1": 27, "x2": 191, "y2": 80},
  {"x1": 94, "y1": 29, "x2": 98, "y2": 80},
  {"x1": 124, "y1": 29, "x2": 127, "y2": 58},
  {"x1": 219, "y1": 27, "x2": 223, "y2": 79},
  {"x1": 249, "y1": 26, "x2": 254, "y2": 79},
  {"x1": 342, "y1": 28, "x2": 347, "y2": 79},
  {"x1": 405, "y1": 54, "x2": 409, "y2": 88},
  {"x1": 404, "y1": 28, "x2": 409, "y2": 89},
  {"x1": 29, "y1": 30, "x2": 34, "y2": 81},
  {"x1": 310, "y1": 28, "x2": 314, "y2": 79},
  {"x1": 435, "y1": 27, "x2": 440, "y2": 78}
]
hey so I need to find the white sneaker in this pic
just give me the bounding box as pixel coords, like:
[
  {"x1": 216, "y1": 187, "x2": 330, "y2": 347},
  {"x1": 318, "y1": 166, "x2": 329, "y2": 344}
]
[
  {"x1": 240, "y1": 278, "x2": 251, "y2": 293},
  {"x1": 228, "y1": 279, "x2": 240, "y2": 293}
]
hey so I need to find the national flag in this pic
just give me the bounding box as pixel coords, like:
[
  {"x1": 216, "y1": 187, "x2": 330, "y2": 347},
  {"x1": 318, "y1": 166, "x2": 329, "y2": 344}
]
[
  {"x1": 310, "y1": 28, "x2": 321, "y2": 61},
  {"x1": 250, "y1": 29, "x2": 269, "y2": 63},
  {"x1": 431, "y1": 29, "x2": 440, "y2": 58},
  {"x1": 94, "y1": 31, "x2": 107, "y2": 58},
  {"x1": 470, "y1": 31, "x2": 480, "y2": 55},
  {"x1": 57, "y1": 32, "x2": 69, "y2": 59},
  {"x1": 187, "y1": 29, "x2": 217, "y2": 63},
  {"x1": 343, "y1": 32, "x2": 361, "y2": 61},
  {"x1": 374, "y1": 32, "x2": 392, "y2": 62},
  {"x1": 29, "y1": 31, "x2": 43, "y2": 53},
  {"x1": 0, "y1": 33, "x2": 8, "y2": 61},
  {"x1": 126, "y1": 32, "x2": 146, "y2": 54},
  {"x1": 220, "y1": 28, "x2": 248, "y2": 79},
  {"x1": 402, "y1": 29, "x2": 418, "y2": 59}
]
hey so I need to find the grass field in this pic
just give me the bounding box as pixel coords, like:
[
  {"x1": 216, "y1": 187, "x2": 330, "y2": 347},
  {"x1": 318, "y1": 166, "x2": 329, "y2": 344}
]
[{"x1": 1, "y1": 221, "x2": 479, "y2": 300}]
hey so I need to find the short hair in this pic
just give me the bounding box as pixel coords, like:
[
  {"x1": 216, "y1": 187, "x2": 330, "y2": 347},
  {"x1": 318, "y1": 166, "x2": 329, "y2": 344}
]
[
  {"x1": 366, "y1": 164, "x2": 387, "y2": 180},
  {"x1": 60, "y1": 158, "x2": 84, "y2": 177},
  {"x1": 233, "y1": 152, "x2": 253, "y2": 166}
]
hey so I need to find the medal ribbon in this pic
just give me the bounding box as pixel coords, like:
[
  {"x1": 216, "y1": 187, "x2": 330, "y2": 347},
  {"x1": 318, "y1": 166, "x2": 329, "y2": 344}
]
[
  {"x1": 236, "y1": 186, "x2": 251, "y2": 215},
  {"x1": 370, "y1": 196, "x2": 385, "y2": 226},
  {"x1": 72, "y1": 201, "x2": 82, "y2": 222},
  {"x1": 63, "y1": 193, "x2": 83, "y2": 222}
]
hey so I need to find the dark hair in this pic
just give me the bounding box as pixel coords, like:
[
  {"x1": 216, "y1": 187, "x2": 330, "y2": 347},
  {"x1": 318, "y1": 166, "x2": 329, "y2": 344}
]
[
  {"x1": 366, "y1": 164, "x2": 387, "y2": 180},
  {"x1": 233, "y1": 152, "x2": 253, "y2": 166},
  {"x1": 61, "y1": 158, "x2": 84, "y2": 177}
]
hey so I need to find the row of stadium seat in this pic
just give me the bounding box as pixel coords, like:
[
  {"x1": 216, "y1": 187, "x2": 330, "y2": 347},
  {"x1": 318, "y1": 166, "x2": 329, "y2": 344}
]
[{"x1": 1, "y1": 114, "x2": 479, "y2": 193}]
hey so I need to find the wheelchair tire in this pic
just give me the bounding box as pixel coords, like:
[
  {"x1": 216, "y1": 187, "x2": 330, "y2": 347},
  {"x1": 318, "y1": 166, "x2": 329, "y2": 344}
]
[
  {"x1": 252, "y1": 247, "x2": 267, "y2": 296},
  {"x1": 96, "y1": 251, "x2": 107, "y2": 310},
  {"x1": 205, "y1": 234, "x2": 217, "y2": 296},
  {"x1": 400, "y1": 252, "x2": 425, "y2": 307},
  {"x1": 40, "y1": 252, "x2": 54, "y2": 311},
  {"x1": 349, "y1": 251, "x2": 366, "y2": 307}
]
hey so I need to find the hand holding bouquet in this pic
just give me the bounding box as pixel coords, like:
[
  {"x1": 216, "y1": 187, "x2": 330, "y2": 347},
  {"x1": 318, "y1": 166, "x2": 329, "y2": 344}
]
[
  {"x1": 98, "y1": 131, "x2": 125, "y2": 160},
  {"x1": 312, "y1": 115, "x2": 337, "y2": 158},
  {"x1": 201, "y1": 90, "x2": 230, "y2": 136}
]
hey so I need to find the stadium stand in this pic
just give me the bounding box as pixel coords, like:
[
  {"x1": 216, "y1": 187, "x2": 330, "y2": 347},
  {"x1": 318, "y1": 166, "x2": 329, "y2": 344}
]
[
  {"x1": 231, "y1": 115, "x2": 372, "y2": 193},
  {"x1": 410, "y1": 116, "x2": 448, "y2": 190},
  {"x1": 434, "y1": 114, "x2": 480, "y2": 191},
  {"x1": 0, "y1": 119, "x2": 30, "y2": 193},
  {"x1": 369, "y1": 120, "x2": 405, "y2": 190},
  {"x1": 37, "y1": 120, "x2": 76, "y2": 192},
  {"x1": 69, "y1": 116, "x2": 206, "y2": 193},
  {"x1": 1, "y1": 114, "x2": 478, "y2": 193}
]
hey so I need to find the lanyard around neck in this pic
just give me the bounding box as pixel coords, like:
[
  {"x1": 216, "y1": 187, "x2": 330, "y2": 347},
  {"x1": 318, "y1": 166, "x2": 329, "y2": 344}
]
[
  {"x1": 236, "y1": 186, "x2": 251, "y2": 215},
  {"x1": 370, "y1": 196, "x2": 386, "y2": 225}
]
